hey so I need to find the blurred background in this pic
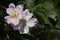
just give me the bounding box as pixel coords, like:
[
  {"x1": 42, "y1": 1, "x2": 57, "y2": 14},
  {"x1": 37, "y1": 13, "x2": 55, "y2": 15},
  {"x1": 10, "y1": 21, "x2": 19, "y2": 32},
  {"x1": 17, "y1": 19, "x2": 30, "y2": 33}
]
[{"x1": 0, "y1": 0, "x2": 60, "y2": 40}]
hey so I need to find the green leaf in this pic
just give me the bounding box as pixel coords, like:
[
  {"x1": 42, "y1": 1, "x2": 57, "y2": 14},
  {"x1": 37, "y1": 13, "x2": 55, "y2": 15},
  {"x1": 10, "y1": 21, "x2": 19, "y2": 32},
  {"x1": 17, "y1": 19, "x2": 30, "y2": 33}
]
[{"x1": 56, "y1": 18, "x2": 60, "y2": 28}]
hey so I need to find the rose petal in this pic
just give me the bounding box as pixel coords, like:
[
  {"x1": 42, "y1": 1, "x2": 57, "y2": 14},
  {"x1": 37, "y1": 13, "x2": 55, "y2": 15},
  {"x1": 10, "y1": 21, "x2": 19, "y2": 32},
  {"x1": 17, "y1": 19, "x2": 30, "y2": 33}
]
[
  {"x1": 15, "y1": 5, "x2": 23, "y2": 13},
  {"x1": 10, "y1": 18, "x2": 20, "y2": 26},
  {"x1": 9, "y1": 3, "x2": 15, "y2": 8},
  {"x1": 23, "y1": 9, "x2": 33, "y2": 20},
  {"x1": 16, "y1": 5, "x2": 23, "y2": 11},
  {"x1": 6, "y1": 8, "x2": 14, "y2": 15},
  {"x1": 11, "y1": 25, "x2": 21, "y2": 30},
  {"x1": 24, "y1": 9, "x2": 29, "y2": 13},
  {"x1": 26, "y1": 18, "x2": 37, "y2": 27},
  {"x1": 19, "y1": 25, "x2": 29, "y2": 34},
  {"x1": 4, "y1": 16, "x2": 11, "y2": 19},
  {"x1": 5, "y1": 16, "x2": 20, "y2": 25},
  {"x1": 5, "y1": 16, "x2": 12, "y2": 24}
]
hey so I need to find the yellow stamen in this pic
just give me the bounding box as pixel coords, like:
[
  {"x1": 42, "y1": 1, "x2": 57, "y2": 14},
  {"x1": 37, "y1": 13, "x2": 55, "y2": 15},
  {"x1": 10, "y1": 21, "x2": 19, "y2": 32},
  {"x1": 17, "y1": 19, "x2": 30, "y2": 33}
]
[{"x1": 12, "y1": 11, "x2": 19, "y2": 18}]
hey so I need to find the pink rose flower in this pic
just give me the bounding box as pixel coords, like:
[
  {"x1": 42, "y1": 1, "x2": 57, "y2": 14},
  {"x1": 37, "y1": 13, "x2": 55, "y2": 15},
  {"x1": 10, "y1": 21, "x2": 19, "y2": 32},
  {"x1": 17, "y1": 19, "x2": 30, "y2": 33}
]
[{"x1": 5, "y1": 3, "x2": 23, "y2": 26}]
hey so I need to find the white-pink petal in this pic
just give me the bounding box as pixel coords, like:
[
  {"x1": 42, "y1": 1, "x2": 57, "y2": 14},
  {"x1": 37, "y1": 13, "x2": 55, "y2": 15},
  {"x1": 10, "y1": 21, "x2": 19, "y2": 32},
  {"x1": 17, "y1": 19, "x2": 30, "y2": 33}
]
[
  {"x1": 5, "y1": 16, "x2": 12, "y2": 24},
  {"x1": 26, "y1": 18, "x2": 37, "y2": 27},
  {"x1": 15, "y1": 5, "x2": 23, "y2": 14},
  {"x1": 24, "y1": 9, "x2": 29, "y2": 13},
  {"x1": 25, "y1": 13, "x2": 33, "y2": 21},
  {"x1": 16, "y1": 5, "x2": 23, "y2": 11},
  {"x1": 12, "y1": 26, "x2": 20, "y2": 30},
  {"x1": 10, "y1": 18, "x2": 20, "y2": 26},
  {"x1": 6, "y1": 8, "x2": 14, "y2": 15},
  {"x1": 5, "y1": 16, "x2": 20, "y2": 26},
  {"x1": 9, "y1": 3, "x2": 15, "y2": 8},
  {"x1": 23, "y1": 9, "x2": 33, "y2": 21},
  {"x1": 19, "y1": 25, "x2": 29, "y2": 34}
]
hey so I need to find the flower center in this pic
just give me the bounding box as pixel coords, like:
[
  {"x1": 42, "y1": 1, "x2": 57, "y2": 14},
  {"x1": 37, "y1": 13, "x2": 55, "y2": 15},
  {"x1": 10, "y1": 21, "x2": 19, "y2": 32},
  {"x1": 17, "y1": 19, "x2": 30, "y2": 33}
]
[
  {"x1": 12, "y1": 11, "x2": 19, "y2": 18},
  {"x1": 21, "y1": 19, "x2": 27, "y2": 24}
]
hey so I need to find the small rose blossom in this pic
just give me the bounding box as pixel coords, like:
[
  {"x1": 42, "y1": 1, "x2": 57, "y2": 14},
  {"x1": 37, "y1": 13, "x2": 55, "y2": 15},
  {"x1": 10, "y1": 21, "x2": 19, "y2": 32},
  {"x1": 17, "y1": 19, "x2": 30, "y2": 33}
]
[
  {"x1": 18, "y1": 9, "x2": 37, "y2": 34},
  {"x1": 5, "y1": 3, "x2": 23, "y2": 26}
]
